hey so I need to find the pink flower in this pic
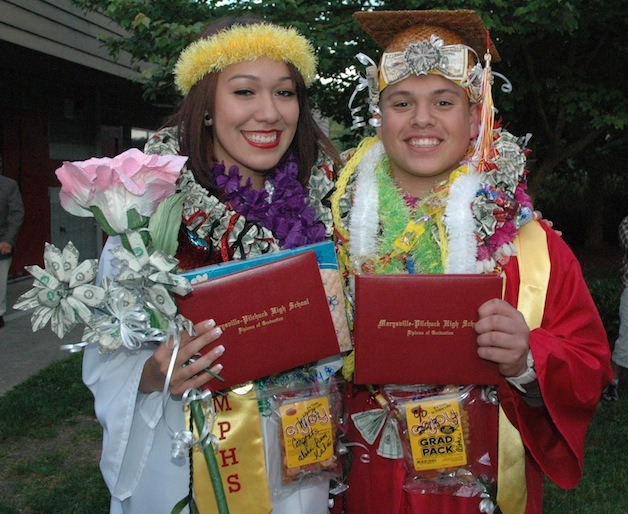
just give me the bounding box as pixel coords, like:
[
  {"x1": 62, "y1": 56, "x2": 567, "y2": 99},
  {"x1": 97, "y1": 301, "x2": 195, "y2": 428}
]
[{"x1": 55, "y1": 149, "x2": 187, "y2": 234}]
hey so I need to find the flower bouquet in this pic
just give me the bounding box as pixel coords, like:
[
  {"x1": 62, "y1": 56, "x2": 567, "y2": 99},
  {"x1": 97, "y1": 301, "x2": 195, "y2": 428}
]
[{"x1": 14, "y1": 148, "x2": 229, "y2": 514}]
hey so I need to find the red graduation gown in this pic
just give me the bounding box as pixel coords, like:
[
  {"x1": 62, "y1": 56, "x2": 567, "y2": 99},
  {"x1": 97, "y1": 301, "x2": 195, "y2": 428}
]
[{"x1": 337, "y1": 224, "x2": 612, "y2": 513}]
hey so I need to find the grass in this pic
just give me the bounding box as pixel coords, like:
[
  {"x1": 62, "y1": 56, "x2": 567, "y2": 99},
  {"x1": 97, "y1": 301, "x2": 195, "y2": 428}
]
[
  {"x1": 0, "y1": 353, "x2": 110, "y2": 514},
  {"x1": 0, "y1": 353, "x2": 626, "y2": 513},
  {"x1": 543, "y1": 392, "x2": 628, "y2": 513}
]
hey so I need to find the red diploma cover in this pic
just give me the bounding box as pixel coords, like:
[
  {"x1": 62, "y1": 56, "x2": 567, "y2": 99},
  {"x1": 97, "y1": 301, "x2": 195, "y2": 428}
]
[
  {"x1": 353, "y1": 274, "x2": 503, "y2": 385},
  {"x1": 177, "y1": 251, "x2": 340, "y2": 391}
]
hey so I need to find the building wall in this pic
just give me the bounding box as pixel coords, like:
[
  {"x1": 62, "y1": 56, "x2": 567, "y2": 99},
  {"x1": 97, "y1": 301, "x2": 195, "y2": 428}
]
[
  {"x1": 0, "y1": 0, "x2": 170, "y2": 278},
  {"x1": 0, "y1": 0, "x2": 142, "y2": 80}
]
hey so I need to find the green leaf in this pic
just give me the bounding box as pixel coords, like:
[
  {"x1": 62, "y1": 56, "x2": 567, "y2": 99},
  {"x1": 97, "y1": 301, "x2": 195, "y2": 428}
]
[
  {"x1": 170, "y1": 495, "x2": 193, "y2": 514},
  {"x1": 126, "y1": 208, "x2": 150, "y2": 232},
  {"x1": 133, "y1": 12, "x2": 151, "y2": 29},
  {"x1": 90, "y1": 206, "x2": 118, "y2": 236},
  {"x1": 148, "y1": 193, "x2": 185, "y2": 256}
]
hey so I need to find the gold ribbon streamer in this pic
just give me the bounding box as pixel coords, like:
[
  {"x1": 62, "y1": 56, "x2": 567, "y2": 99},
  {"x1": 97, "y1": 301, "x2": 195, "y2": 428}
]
[
  {"x1": 497, "y1": 221, "x2": 550, "y2": 513},
  {"x1": 193, "y1": 388, "x2": 272, "y2": 513}
]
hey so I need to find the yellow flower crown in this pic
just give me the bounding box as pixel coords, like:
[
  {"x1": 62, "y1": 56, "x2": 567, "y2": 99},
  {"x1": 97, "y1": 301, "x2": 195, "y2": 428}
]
[{"x1": 174, "y1": 23, "x2": 318, "y2": 94}]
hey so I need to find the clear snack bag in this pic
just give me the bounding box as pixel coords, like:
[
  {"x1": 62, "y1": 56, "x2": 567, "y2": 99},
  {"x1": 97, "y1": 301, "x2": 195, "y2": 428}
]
[
  {"x1": 256, "y1": 361, "x2": 345, "y2": 501},
  {"x1": 385, "y1": 384, "x2": 498, "y2": 499}
]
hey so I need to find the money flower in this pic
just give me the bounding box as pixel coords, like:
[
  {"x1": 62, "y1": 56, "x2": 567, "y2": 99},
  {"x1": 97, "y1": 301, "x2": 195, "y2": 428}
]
[
  {"x1": 82, "y1": 232, "x2": 193, "y2": 352},
  {"x1": 13, "y1": 241, "x2": 105, "y2": 338},
  {"x1": 17, "y1": 149, "x2": 226, "y2": 513},
  {"x1": 16, "y1": 149, "x2": 191, "y2": 351}
]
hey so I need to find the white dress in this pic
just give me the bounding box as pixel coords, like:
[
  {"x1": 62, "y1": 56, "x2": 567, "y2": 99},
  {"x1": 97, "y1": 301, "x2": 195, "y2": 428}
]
[{"x1": 83, "y1": 237, "x2": 333, "y2": 514}]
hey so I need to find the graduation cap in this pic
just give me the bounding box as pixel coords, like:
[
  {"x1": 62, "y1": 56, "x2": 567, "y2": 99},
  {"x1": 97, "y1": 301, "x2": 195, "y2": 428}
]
[
  {"x1": 349, "y1": 10, "x2": 504, "y2": 169},
  {"x1": 353, "y1": 9, "x2": 499, "y2": 61}
]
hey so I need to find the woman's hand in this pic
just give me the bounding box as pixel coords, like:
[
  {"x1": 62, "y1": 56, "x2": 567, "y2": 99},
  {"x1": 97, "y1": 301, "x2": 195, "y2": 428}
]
[
  {"x1": 140, "y1": 319, "x2": 225, "y2": 395},
  {"x1": 534, "y1": 210, "x2": 562, "y2": 236},
  {"x1": 474, "y1": 299, "x2": 530, "y2": 378}
]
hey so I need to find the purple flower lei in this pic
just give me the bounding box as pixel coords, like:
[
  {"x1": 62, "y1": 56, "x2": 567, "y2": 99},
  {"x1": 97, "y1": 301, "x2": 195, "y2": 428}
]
[{"x1": 212, "y1": 154, "x2": 326, "y2": 249}]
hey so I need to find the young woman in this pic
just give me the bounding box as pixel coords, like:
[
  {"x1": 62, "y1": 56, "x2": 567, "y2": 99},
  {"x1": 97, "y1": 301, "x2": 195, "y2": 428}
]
[{"x1": 83, "y1": 17, "x2": 343, "y2": 514}]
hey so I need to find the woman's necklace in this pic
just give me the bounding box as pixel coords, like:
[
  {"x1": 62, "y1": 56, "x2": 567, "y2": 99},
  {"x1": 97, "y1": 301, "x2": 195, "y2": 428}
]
[{"x1": 212, "y1": 154, "x2": 326, "y2": 250}]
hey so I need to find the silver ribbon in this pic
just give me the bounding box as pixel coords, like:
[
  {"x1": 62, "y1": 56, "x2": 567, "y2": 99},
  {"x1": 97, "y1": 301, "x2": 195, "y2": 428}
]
[
  {"x1": 480, "y1": 496, "x2": 497, "y2": 513},
  {"x1": 348, "y1": 53, "x2": 380, "y2": 130},
  {"x1": 88, "y1": 287, "x2": 166, "y2": 351},
  {"x1": 160, "y1": 321, "x2": 218, "y2": 459},
  {"x1": 59, "y1": 341, "x2": 90, "y2": 353}
]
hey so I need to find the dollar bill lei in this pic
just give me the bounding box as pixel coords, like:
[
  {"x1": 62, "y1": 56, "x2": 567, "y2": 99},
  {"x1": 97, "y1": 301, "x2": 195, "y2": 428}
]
[
  {"x1": 146, "y1": 127, "x2": 335, "y2": 269},
  {"x1": 341, "y1": 127, "x2": 534, "y2": 278}
]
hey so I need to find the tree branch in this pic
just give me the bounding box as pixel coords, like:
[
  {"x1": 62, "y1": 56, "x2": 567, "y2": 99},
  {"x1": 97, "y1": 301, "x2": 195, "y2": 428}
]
[{"x1": 558, "y1": 127, "x2": 606, "y2": 163}]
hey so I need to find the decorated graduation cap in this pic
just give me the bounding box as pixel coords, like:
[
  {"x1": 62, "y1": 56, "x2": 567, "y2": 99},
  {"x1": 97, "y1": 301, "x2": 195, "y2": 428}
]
[{"x1": 349, "y1": 9, "x2": 508, "y2": 138}]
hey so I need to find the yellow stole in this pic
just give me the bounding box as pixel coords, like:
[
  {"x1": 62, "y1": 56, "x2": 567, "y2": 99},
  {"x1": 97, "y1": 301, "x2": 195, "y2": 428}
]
[
  {"x1": 497, "y1": 221, "x2": 550, "y2": 513},
  {"x1": 193, "y1": 388, "x2": 272, "y2": 513}
]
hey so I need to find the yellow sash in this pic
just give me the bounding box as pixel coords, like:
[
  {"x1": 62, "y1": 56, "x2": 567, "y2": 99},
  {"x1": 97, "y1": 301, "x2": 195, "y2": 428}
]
[
  {"x1": 193, "y1": 388, "x2": 272, "y2": 513},
  {"x1": 497, "y1": 221, "x2": 550, "y2": 513}
]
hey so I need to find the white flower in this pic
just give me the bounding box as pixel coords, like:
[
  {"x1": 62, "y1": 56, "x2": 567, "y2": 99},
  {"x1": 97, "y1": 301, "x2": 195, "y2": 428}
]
[{"x1": 55, "y1": 148, "x2": 186, "y2": 235}]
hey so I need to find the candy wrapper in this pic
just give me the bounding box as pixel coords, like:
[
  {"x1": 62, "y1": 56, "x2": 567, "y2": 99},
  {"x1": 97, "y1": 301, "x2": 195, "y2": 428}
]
[{"x1": 384, "y1": 385, "x2": 498, "y2": 499}]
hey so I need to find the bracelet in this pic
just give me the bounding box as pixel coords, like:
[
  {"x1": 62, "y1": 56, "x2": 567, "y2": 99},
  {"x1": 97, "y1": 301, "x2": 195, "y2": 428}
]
[{"x1": 506, "y1": 350, "x2": 537, "y2": 393}]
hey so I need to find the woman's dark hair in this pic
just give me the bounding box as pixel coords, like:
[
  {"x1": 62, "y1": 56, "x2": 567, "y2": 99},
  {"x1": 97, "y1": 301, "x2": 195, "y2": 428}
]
[{"x1": 164, "y1": 17, "x2": 341, "y2": 197}]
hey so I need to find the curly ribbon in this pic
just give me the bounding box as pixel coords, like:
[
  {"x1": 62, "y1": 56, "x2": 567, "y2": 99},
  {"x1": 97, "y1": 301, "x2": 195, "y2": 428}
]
[
  {"x1": 459, "y1": 62, "x2": 484, "y2": 92},
  {"x1": 162, "y1": 320, "x2": 228, "y2": 513},
  {"x1": 59, "y1": 341, "x2": 90, "y2": 353},
  {"x1": 492, "y1": 71, "x2": 513, "y2": 94},
  {"x1": 343, "y1": 441, "x2": 371, "y2": 464},
  {"x1": 348, "y1": 76, "x2": 368, "y2": 130},
  {"x1": 480, "y1": 496, "x2": 497, "y2": 514},
  {"x1": 349, "y1": 53, "x2": 380, "y2": 130},
  {"x1": 171, "y1": 429, "x2": 195, "y2": 461},
  {"x1": 183, "y1": 389, "x2": 218, "y2": 451},
  {"x1": 93, "y1": 287, "x2": 166, "y2": 350}
]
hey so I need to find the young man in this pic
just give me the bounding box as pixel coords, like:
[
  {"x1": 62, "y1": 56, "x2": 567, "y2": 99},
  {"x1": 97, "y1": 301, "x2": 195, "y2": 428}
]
[{"x1": 332, "y1": 10, "x2": 612, "y2": 513}]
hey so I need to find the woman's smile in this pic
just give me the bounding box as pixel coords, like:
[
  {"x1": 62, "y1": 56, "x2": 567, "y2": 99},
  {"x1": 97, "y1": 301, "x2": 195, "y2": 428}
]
[{"x1": 242, "y1": 129, "x2": 282, "y2": 149}]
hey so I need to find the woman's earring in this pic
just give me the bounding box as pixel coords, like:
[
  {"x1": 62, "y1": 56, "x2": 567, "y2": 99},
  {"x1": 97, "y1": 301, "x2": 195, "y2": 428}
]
[{"x1": 204, "y1": 112, "x2": 213, "y2": 127}]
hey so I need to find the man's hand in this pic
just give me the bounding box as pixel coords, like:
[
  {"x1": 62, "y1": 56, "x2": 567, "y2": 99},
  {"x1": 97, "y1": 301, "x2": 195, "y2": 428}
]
[
  {"x1": 475, "y1": 298, "x2": 530, "y2": 378},
  {"x1": 0, "y1": 242, "x2": 12, "y2": 255}
]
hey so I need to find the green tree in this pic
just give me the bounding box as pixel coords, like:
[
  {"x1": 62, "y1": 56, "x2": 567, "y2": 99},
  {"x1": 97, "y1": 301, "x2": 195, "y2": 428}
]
[{"x1": 74, "y1": 0, "x2": 627, "y2": 246}]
